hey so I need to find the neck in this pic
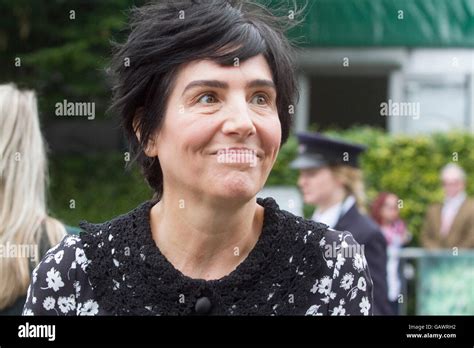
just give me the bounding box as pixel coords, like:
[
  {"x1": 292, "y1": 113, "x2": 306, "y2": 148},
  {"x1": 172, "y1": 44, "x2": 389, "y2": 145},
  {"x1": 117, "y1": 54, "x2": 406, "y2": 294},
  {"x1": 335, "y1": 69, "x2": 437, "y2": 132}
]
[
  {"x1": 149, "y1": 190, "x2": 264, "y2": 280},
  {"x1": 317, "y1": 188, "x2": 347, "y2": 214}
]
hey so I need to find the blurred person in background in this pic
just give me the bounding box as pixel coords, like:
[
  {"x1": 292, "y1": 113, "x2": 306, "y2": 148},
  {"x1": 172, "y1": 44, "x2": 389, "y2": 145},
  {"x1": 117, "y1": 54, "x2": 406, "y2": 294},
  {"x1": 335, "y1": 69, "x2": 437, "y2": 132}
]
[
  {"x1": 0, "y1": 83, "x2": 66, "y2": 315},
  {"x1": 421, "y1": 163, "x2": 474, "y2": 249},
  {"x1": 291, "y1": 132, "x2": 391, "y2": 315},
  {"x1": 371, "y1": 192, "x2": 411, "y2": 315}
]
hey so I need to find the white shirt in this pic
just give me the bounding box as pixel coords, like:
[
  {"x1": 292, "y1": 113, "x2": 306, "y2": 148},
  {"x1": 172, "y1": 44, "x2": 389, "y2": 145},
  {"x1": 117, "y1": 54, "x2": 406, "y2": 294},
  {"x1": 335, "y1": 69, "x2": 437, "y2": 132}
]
[
  {"x1": 440, "y1": 191, "x2": 466, "y2": 235},
  {"x1": 312, "y1": 195, "x2": 356, "y2": 228}
]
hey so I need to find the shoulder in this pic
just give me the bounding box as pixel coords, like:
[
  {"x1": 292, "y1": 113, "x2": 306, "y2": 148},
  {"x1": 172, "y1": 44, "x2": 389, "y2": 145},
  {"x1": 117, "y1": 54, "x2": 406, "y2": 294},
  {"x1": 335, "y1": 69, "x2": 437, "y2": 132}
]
[
  {"x1": 260, "y1": 200, "x2": 373, "y2": 315},
  {"x1": 318, "y1": 228, "x2": 369, "y2": 273},
  {"x1": 76, "y1": 201, "x2": 155, "y2": 269},
  {"x1": 34, "y1": 234, "x2": 90, "y2": 294},
  {"x1": 35, "y1": 234, "x2": 89, "y2": 275},
  {"x1": 320, "y1": 228, "x2": 360, "y2": 248},
  {"x1": 267, "y1": 201, "x2": 330, "y2": 250},
  {"x1": 23, "y1": 234, "x2": 93, "y2": 315},
  {"x1": 78, "y1": 200, "x2": 154, "y2": 250},
  {"x1": 308, "y1": 228, "x2": 373, "y2": 316},
  {"x1": 269, "y1": 204, "x2": 369, "y2": 277},
  {"x1": 261, "y1": 198, "x2": 369, "y2": 259},
  {"x1": 76, "y1": 201, "x2": 155, "y2": 281}
]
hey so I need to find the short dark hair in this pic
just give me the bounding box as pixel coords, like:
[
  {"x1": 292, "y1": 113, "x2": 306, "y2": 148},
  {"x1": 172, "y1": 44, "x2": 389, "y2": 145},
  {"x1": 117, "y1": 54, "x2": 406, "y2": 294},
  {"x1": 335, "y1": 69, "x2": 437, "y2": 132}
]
[{"x1": 109, "y1": 0, "x2": 301, "y2": 199}]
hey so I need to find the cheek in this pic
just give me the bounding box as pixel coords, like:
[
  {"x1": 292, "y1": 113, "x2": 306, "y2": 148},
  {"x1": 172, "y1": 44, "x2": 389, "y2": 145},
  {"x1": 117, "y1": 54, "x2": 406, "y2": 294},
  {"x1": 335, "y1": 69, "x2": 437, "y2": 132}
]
[
  {"x1": 269, "y1": 116, "x2": 282, "y2": 145},
  {"x1": 159, "y1": 108, "x2": 218, "y2": 155},
  {"x1": 310, "y1": 177, "x2": 324, "y2": 193},
  {"x1": 301, "y1": 176, "x2": 319, "y2": 194},
  {"x1": 181, "y1": 123, "x2": 215, "y2": 154},
  {"x1": 311, "y1": 174, "x2": 333, "y2": 194},
  {"x1": 256, "y1": 116, "x2": 281, "y2": 158}
]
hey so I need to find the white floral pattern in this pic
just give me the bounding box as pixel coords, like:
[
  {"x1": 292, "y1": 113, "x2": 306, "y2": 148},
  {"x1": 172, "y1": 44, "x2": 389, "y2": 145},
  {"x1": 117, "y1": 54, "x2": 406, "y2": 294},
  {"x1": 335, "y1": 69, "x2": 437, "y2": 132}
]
[
  {"x1": 42, "y1": 267, "x2": 64, "y2": 292},
  {"x1": 340, "y1": 273, "x2": 354, "y2": 290},
  {"x1": 58, "y1": 295, "x2": 75, "y2": 314},
  {"x1": 43, "y1": 296, "x2": 55, "y2": 311},
  {"x1": 306, "y1": 230, "x2": 373, "y2": 316},
  {"x1": 54, "y1": 250, "x2": 64, "y2": 264},
  {"x1": 305, "y1": 304, "x2": 322, "y2": 316},
  {"x1": 78, "y1": 300, "x2": 99, "y2": 316}
]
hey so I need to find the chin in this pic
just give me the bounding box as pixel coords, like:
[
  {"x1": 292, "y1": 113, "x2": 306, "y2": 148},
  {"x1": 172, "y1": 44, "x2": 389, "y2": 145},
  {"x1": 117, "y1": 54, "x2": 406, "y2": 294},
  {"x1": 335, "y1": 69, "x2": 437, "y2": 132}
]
[
  {"x1": 212, "y1": 176, "x2": 259, "y2": 201},
  {"x1": 303, "y1": 194, "x2": 318, "y2": 206}
]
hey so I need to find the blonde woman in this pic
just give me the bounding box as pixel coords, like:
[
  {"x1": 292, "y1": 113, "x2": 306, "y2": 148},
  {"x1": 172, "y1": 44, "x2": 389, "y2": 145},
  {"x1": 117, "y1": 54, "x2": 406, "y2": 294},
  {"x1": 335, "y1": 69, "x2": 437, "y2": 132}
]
[
  {"x1": 292, "y1": 132, "x2": 391, "y2": 315},
  {"x1": 0, "y1": 84, "x2": 66, "y2": 315}
]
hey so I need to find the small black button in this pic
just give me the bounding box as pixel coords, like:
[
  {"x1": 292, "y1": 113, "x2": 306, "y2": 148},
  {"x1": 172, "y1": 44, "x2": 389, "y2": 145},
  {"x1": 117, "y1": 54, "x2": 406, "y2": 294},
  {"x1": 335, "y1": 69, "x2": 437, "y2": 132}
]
[{"x1": 195, "y1": 296, "x2": 212, "y2": 315}]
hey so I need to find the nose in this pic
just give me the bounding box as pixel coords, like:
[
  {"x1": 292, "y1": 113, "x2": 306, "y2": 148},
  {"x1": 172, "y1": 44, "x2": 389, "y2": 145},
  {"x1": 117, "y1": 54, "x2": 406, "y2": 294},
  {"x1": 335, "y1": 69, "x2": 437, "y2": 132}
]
[{"x1": 221, "y1": 97, "x2": 256, "y2": 139}]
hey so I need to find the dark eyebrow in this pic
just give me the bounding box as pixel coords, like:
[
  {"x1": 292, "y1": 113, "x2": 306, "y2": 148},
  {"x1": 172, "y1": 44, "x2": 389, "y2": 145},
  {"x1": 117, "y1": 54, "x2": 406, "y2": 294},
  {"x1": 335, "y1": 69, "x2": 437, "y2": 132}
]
[
  {"x1": 181, "y1": 80, "x2": 228, "y2": 96},
  {"x1": 246, "y1": 79, "x2": 276, "y2": 91},
  {"x1": 181, "y1": 79, "x2": 276, "y2": 96}
]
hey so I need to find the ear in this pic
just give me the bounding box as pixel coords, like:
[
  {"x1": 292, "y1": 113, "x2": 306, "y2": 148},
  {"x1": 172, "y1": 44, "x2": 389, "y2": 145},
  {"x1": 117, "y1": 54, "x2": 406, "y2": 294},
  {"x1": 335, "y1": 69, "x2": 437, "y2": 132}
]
[{"x1": 133, "y1": 109, "x2": 158, "y2": 157}]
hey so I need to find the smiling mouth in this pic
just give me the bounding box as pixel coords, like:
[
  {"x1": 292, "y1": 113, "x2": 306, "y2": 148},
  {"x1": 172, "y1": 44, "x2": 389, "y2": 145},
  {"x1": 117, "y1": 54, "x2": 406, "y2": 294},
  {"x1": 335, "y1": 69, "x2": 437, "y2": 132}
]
[{"x1": 210, "y1": 147, "x2": 263, "y2": 159}]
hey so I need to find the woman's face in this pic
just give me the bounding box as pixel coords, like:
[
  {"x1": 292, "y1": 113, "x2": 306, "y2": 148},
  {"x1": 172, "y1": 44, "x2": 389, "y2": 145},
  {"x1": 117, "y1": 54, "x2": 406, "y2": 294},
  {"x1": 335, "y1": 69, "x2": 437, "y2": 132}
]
[
  {"x1": 147, "y1": 54, "x2": 281, "y2": 202},
  {"x1": 297, "y1": 167, "x2": 341, "y2": 206},
  {"x1": 380, "y1": 194, "x2": 400, "y2": 223}
]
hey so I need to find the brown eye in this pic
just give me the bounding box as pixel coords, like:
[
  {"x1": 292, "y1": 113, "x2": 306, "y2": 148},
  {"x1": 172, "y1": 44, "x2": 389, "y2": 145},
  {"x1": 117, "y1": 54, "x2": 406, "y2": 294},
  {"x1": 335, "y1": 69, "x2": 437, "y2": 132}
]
[
  {"x1": 251, "y1": 94, "x2": 268, "y2": 106},
  {"x1": 198, "y1": 93, "x2": 217, "y2": 104}
]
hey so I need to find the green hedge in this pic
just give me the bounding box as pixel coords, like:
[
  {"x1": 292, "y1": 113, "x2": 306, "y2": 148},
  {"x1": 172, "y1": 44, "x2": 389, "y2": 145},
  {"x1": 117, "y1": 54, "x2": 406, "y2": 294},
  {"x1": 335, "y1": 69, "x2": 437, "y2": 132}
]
[{"x1": 49, "y1": 127, "x2": 474, "y2": 246}]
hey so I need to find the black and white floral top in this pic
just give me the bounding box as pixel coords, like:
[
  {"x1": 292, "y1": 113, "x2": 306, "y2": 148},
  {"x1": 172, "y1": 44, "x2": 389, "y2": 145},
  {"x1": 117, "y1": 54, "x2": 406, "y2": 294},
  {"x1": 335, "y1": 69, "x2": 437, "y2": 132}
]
[{"x1": 23, "y1": 197, "x2": 373, "y2": 316}]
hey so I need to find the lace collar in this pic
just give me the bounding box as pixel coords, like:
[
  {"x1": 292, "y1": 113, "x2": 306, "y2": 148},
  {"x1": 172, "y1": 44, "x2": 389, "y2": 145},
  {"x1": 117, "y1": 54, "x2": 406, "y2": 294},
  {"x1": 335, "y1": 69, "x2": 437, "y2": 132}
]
[{"x1": 79, "y1": 197, "x2": 327, "y2": 315}]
